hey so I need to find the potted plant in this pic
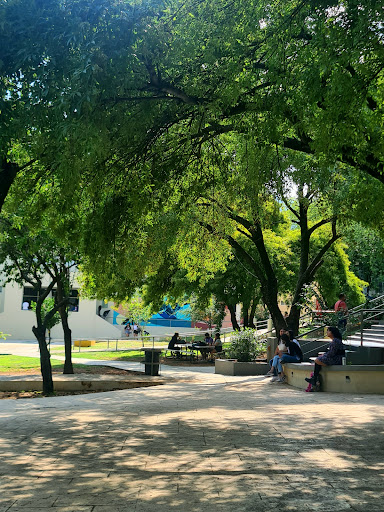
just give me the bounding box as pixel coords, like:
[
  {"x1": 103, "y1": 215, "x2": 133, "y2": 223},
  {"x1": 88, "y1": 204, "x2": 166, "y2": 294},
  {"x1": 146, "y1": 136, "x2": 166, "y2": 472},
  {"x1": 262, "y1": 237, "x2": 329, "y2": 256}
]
[{"x1": 215, "y1": 329, "x2": 268, "y2": 376}]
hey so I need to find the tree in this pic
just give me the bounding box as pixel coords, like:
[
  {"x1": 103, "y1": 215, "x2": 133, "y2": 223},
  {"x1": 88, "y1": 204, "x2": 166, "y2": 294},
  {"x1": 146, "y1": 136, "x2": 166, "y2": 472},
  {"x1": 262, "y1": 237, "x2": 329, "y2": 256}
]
[
  {"x1": 118, "y1": 292, "x2": 152, "y2": 330},
  {"x1": 31, "y1": 297, "x2": 60, "y2": 346},
  {"x1": 0, "y1": 215, "x2": 80, "y2": 393},
  {"x1": 188, "y1": 294, "x2": 226, "y2": 332},
  {"x1": 343, "y1": 223, "x2": 384, "y2": 295},
  {"x1": 0, "y1": 165, "x2": 83, "y2": 389},
  {"x1": 142, "y1": 252, "x2": 263, "y2": 330},
  {"x1": 1, "y1": 0, "x2": 384, "y2": 217},
  {"x1": 0, "y1": 0, "x2": 381, "y2": 338}
]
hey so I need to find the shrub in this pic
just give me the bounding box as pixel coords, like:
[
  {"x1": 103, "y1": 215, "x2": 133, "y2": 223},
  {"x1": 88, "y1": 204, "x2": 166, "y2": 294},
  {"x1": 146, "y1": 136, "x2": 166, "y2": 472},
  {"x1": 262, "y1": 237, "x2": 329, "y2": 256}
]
[{"x1": 227, "y1": 329, "x2": 265, "y2": 362}]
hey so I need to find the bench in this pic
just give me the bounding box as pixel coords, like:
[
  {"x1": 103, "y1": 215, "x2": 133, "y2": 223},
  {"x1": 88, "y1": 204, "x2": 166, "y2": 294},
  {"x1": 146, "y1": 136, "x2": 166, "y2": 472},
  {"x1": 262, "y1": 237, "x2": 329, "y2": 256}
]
[{"x1": 282, "y1": 362, "x2": 384, "y2": 394}]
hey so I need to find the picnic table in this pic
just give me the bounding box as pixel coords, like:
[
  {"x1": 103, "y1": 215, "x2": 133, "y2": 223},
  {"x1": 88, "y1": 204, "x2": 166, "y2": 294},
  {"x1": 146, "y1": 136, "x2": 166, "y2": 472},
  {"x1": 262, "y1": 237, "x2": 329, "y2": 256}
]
[{"x1": 173, "y1": 343, "x2": 215, "y2": 361}]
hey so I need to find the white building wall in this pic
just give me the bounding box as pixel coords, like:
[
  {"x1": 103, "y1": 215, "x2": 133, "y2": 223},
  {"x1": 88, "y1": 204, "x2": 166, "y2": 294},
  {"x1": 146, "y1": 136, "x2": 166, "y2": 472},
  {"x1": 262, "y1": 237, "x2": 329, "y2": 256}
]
[{"x1": 0, "y1": 282, "x2": 121, "y2": 341}]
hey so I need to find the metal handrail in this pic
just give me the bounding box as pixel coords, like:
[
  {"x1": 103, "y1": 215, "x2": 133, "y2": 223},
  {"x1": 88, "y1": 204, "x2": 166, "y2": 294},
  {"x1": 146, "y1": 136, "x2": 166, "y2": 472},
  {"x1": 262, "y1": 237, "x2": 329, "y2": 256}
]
[
  {"x1": 297, "y1": 324, "x2": 323, "y2": 340},
  {"x1": 354, "y1": 309, "x2": 384, "y2": 346}
]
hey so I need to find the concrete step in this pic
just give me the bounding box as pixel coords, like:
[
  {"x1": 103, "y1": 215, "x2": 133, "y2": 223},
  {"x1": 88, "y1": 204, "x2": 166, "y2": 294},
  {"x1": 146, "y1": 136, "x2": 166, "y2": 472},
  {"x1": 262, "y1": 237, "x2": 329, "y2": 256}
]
[
  {"x1": 348, "y1": 335, "x2": 384, "y2": 345},
  {"x1": 370, "y1": 325, "x2": 384, "y2": 332},
  {"x1": 359, "y1": 330, "x2": 384, "y2": 337},
  {"x1": 348, "y1": 333, "x2": 384, "y2": 341}
]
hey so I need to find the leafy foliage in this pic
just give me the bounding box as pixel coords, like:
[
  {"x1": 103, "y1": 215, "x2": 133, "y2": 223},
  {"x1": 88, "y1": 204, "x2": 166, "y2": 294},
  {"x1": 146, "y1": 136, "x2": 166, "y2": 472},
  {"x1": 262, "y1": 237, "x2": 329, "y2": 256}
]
[
  {"x1": 227, "y1": 329, "x2": 265, "y2": 362},
  {"x1": 118, "y1": 292, "x2": 152, "y2": 326},
  {"x1": 31, "y1": 298, "x2": 61, "y2": 334},
  {"x1": 188, "y1": 294, "x2": 226, "y2": 330},
  {"x1": 0, "y1": 0, "x2": 382, "y2": 338}
]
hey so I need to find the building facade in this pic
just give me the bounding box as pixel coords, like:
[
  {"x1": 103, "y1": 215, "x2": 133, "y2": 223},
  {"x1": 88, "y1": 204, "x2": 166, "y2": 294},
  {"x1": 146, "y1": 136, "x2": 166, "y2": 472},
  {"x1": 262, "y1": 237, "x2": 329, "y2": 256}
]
[{"x1": 0, "y1": 281, "x2": 122, "y2": 341}]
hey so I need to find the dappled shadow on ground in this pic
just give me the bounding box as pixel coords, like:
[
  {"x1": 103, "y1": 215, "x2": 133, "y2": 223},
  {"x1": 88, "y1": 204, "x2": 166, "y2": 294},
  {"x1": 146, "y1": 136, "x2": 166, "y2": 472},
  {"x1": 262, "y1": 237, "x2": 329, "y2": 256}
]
[{"x1": 0, "y1": 379, "x2": 383, "y2": 511}]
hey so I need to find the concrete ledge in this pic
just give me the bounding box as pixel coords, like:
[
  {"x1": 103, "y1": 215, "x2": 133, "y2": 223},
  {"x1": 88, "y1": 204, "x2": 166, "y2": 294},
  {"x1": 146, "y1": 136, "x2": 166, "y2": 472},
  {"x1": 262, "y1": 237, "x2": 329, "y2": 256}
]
[
  {"x1": 284, "y1": 362, "x2": 384, "y2": 394},
  {"x1": 0, "y1": 373, "x2": 166, "y2": 392},
  {"x1": 215, "y1": 359, "x2": 269, "y2": 376}
]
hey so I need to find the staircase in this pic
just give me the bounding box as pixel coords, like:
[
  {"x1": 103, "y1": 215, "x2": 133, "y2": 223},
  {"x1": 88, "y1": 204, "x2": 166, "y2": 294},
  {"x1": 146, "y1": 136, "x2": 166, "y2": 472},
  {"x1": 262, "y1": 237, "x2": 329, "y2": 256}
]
[{"x1": 347, "y1": 323, "x2": 384, "y2": 347}]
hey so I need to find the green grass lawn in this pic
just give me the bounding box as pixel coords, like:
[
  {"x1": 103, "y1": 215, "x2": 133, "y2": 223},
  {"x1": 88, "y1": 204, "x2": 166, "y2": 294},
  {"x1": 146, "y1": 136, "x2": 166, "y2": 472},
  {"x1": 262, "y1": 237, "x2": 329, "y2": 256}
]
[
  {"x1": 68, "y1": 350, "x2": 144, "y2": 360},
  {"x1": 50, "y1": 340, "x2": 166, "y2": 352},
  {"x1": 0, "y1": 355, "x2": 97, "y2": 373}
]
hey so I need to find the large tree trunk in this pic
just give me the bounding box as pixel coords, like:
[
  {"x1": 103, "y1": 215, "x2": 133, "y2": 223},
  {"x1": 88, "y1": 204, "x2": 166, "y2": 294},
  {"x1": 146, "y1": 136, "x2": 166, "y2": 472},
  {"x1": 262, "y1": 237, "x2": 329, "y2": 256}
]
[
  {"x1": 228, "y1": 304, "x2": 240, "y2": 330},
  {"x1": 225, "y1": 199, "x2": 339, "y2": 340},
  {"x1": 248, "y1": 300, "x2": 257, "y2": 329},
  {"x1": 56, "y1": 276, "x2": 74, "y2": 374},
  {"x1": 287, "y1": 304, "x2": 301, "y2": 336},
  {"x1": 242, "y1": 302, "x2": 250, "y2": 328},
  {"x1": 261, "y1": 284, "x2": 287, "y2": 336},
  {"x1": 60, "y1": 309, "x2": 74, "y2": 374},
  {"x1": 0, "y1": 158, "x2": 18, "y2": 213},
  {"x1": 32, "y1": 325, "x2": 54, "y2": 396}
]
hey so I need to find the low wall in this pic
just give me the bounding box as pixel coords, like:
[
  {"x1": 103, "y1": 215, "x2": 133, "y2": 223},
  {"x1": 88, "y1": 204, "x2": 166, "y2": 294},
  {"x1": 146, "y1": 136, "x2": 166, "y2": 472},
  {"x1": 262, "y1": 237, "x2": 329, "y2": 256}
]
[
  {"x1": 215, "y1": 359, "x2": 269, "y2": 376},
  {"x1": 0, "y1": 375, "x2": 165, "y2": 392},
  {"x1": 284, "y1": 362, "x2": 384, "y2": 394}
]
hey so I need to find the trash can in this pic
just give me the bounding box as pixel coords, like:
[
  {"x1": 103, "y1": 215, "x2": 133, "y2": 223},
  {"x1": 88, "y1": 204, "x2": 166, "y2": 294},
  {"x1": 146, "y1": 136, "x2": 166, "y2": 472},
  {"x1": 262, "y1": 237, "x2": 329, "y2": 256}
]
[{"x1": 143, "y1": 348, "x2": 162, "y2": 376}]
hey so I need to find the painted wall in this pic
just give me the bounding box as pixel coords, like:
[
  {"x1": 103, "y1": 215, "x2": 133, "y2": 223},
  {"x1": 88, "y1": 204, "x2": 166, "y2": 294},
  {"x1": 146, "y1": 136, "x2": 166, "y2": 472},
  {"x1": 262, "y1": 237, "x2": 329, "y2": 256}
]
[{"x1": 0, "y1": 282, "x2": 121, "y2": 341}]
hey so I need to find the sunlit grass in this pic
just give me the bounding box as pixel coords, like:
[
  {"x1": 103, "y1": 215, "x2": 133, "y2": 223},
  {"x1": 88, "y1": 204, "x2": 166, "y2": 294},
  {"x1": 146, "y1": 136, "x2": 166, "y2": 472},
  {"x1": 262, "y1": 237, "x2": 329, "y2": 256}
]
[
  {"x1": 68, "y1": 350, "x2": 144, "y2": 360},
  {"x1": 0, "y1": 355, "x2": 93, "y2": 373}
]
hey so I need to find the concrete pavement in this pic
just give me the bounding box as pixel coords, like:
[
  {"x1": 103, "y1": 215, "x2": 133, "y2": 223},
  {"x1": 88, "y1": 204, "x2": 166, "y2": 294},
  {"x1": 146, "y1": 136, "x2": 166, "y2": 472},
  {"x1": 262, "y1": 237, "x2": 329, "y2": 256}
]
[{"x1": 1, "y1": 342, "x2": 384, "y2": 511}]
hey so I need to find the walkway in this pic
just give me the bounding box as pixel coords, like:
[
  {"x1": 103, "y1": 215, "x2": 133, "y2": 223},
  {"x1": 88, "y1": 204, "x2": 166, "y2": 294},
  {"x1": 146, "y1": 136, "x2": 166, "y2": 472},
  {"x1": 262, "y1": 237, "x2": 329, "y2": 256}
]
[{"x1": 0, "y1": 342, "x2": 384, "y2": 511}]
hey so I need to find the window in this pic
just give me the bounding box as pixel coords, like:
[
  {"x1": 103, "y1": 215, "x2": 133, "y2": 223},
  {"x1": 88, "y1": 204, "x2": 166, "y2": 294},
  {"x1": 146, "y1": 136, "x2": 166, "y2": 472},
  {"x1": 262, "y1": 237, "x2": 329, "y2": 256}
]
[
  {"x1": 22, "y1": 287, "x2": 46, "y2": 310},
  {"x1": 52, "y1": 289, "x2": 79, "y2": 312},
  {"x1": 69, "y1": 290, "x2": 79, "y2": 312}
]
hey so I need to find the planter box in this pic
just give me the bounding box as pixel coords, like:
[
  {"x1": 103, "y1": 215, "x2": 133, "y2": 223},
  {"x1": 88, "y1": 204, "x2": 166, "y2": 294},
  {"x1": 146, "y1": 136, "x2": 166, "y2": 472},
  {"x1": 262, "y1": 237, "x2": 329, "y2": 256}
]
[{"x1": 215, "y1": 359, "x2": 269, "y2": 376}]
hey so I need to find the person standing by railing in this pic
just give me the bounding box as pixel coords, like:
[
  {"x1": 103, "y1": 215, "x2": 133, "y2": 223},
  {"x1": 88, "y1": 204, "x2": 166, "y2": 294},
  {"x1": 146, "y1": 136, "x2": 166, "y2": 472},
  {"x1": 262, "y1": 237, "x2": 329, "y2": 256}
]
[{"x1": 334, "y1": 293, "x2": 348, "y2": 334}]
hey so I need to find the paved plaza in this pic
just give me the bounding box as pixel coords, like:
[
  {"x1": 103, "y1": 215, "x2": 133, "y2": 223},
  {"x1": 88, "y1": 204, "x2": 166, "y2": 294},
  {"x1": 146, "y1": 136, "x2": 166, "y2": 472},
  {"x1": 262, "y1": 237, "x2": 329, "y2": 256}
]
[
  {"x1": 1, "y1": 341, "x2": 384, "y2": 511},
  {"x1": 1, "y1": 367, "x2": 384, "y2": 512}
]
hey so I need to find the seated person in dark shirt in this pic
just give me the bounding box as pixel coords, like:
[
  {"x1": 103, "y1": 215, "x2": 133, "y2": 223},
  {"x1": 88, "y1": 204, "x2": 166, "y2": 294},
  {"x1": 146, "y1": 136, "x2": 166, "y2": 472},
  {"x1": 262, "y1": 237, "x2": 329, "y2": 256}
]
[
  {"x1": 272, "y1": 334, "x2": 303, "y2": 383},
  {"x1": 168, "y1": 333, "x2": 186, "y2": 358},
  {"x1": 305, "y1": 326, "x2": 345, "y2": 386},
  {"x1": 213, "y1": 333, "x2": 223, "y2": 353},
  {"x1": 168, "y1": 333, "x2": 180, "y2": 350}
]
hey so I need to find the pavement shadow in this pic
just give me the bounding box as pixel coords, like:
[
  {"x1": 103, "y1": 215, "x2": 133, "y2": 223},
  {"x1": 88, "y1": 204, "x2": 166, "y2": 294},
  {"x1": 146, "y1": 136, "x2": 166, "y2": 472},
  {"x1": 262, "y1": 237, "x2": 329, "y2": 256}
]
[{"x1": 0, "y1": 380, "x2": 383, "y2": 511}]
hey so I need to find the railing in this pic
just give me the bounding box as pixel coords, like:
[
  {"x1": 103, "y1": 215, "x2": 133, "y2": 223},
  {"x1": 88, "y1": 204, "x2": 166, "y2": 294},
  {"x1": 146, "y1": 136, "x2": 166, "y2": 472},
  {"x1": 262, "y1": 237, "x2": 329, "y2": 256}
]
[
  {"x1": 70, "y1": 331, "x2": 232, "y2": 353},
  {"x1": 65, "y1": 318, "x2": 271, "y2": 354},
  {"x1": 352, "y1": 309, "x2": 384, "y2": 346},
  {"x1": 295, "y1": 294, "x2": 384, "y2": 357}
]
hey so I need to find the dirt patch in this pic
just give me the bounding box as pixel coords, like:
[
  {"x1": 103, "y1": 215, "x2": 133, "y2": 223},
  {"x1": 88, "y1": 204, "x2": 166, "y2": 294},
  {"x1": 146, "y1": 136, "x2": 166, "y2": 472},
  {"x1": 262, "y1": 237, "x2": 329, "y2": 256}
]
[
  {"x1": 0, "y1": 365, "x2": 158, "y2": 399},
  {"x1": 0, "y1": 365, "x2": 143, "y2": 377},
  {"x1": 0, "y1": 381, "x2": 160, "y2": 400}
]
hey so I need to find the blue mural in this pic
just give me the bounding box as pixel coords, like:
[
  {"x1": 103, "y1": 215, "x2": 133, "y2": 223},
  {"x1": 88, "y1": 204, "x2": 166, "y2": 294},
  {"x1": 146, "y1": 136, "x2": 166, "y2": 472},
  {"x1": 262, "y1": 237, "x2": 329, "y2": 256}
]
[{"x1": 147, "y1": 303, "x2": 192, "y2": 328}]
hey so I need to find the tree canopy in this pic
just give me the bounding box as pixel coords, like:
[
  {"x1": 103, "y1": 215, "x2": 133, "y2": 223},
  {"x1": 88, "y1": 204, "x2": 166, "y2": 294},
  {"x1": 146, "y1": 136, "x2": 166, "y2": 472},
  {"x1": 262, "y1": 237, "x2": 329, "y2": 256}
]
[{"x1": 0, "y1": 0, "x2": 383, "y2": 334}]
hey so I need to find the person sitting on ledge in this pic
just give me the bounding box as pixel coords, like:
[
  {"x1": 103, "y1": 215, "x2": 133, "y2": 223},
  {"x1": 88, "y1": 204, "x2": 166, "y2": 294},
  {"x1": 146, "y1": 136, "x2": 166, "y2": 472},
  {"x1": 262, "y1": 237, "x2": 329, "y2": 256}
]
[
  {"x1": 271, "y1": 333, "x2": 303, "y2": 383},
  {"x1": 305, "y1": 326, "x2": 346, "y2": 386},
  {"x1": 266, "y1": 329, "x2": 288, "y2": 377}
]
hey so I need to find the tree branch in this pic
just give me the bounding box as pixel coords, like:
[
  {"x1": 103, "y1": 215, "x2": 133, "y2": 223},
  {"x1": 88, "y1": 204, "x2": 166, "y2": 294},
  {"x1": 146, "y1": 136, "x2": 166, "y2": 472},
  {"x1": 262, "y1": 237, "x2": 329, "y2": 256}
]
[
  {"x1": 145, "y1": 61, "x2": 201, "y2": 105},
  {"x1": 307, "y1": 220, "x2": 340, "y2": 280},
  {"x1": 307, "y1": 216, "x2": 336, "y2": 237}
]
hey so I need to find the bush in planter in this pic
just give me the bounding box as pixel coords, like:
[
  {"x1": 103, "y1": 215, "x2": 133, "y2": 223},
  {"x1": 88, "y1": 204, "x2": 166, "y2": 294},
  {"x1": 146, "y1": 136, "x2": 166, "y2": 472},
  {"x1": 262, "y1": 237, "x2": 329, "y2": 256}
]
[{"x1": 227, "y1": 329, "x2": 265, "y2": 362}]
